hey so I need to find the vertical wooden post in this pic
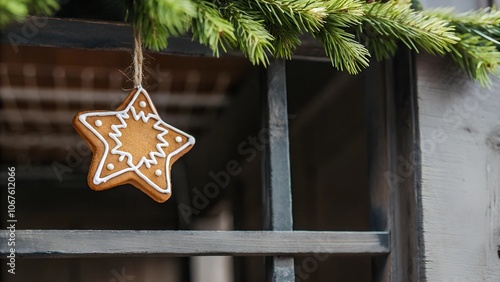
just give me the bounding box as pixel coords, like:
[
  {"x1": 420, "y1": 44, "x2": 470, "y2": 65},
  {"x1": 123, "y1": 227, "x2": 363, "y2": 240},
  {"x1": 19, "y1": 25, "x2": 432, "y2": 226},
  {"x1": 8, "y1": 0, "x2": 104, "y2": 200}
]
[
  {"x1": 262, "y1": 59, "x2": 294, "y2": 282},
  {"x1": 364, "y1": 60, "x2": 392, "y2": 282},
  {"x1": 365, "y1": 49, "x2": 422, "y2": 282}
]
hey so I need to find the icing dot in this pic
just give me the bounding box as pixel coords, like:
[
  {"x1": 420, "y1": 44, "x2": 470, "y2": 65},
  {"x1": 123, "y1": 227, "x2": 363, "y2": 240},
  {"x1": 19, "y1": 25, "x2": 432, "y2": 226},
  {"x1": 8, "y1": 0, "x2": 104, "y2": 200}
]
[
  {"x1": 106, "y1": 164, "x2": 114, "y2": 170},
  {"x1": 139, "y1": 101, "x2": 147, "y2": 108},
  {"x1": 155, "y1": 169, "x2": 162, "y2": 176},
  {"x1": 175, "y1": 136, "x2": 182, "y2": 143},
  {"x1": 95, "y1": 120, "x2": 102, "y2": 127}
]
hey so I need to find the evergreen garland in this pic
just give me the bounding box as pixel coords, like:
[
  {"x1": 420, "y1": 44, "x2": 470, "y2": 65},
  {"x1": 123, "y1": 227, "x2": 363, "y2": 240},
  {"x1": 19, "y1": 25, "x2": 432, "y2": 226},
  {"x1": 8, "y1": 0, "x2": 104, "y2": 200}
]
[
  {"x1": 222, "y1": 1, "x2": 274, "y2": 65},
  {"x1": 361, "y1": 2, "x2": 459, "y2": 59},
  {"x1": 191, "y1": 0, "x2": 236, "y2": 56},
  {"x1": 424, "y1": 8, "x2": 500, "y2": 86},
  {"x1": 314, "y1": 0, "x2": 369, "y2": 73},
  {"x1": 2, "y1": 0, "x2": 500, "y2": 85},
  {"x1": 129, "y1": 0, "x2": 196, "y2": 51},
  {"x1": 0, "y1": 0, "x2": 58, "y2": 26}
]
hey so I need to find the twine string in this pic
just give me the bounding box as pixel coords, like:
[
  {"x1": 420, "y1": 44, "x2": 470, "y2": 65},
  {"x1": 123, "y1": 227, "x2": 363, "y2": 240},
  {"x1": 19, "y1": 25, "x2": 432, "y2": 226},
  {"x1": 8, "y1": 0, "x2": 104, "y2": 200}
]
[{"x1": 133, "y1": 27, "x2": 144, "y2": 88}]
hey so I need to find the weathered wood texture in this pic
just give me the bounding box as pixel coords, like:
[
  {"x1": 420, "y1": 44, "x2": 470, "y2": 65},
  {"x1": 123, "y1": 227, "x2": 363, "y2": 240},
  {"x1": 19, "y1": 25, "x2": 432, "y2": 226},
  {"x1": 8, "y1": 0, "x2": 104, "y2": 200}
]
[
  {"x1": 0, "y1": 230, "x2": 389, "y2": 257},
  {"x1": 262, "y1": 60, "x2": 294, "y2": 282},
  {"x1": 416, "y1": 54, "x2": 500, "y2": 281},
  {"x1": 262, "y1": 60, "x2": 293, "y2": 232},
  {"x1": 365, "y1": 61, "x2": 393, "y2": 282},
  {"x1": 411, "y1": 1, "x2": 500, "y2": 281},
  {"x1": 390, "y1": 50, "x2": 423, "y2": 282},
  {"x1": 238, "y1": 61, "x2": 374, "y2": 282},
  {"x1": 365, "y1": 50, "x2": 422, "y2": 282}
]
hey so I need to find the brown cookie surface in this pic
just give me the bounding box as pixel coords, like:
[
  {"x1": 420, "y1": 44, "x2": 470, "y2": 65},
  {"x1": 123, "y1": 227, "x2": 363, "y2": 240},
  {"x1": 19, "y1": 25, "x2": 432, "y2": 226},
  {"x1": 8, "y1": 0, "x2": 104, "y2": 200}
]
[{"x1": 73, "y1": 87, "x2": 195, "y2": 203}]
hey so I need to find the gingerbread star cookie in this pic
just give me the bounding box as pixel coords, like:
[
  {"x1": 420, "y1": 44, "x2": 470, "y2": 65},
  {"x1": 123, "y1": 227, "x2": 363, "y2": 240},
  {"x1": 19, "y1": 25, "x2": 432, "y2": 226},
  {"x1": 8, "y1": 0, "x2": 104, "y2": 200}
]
[{"x1": 73, "y1": 86, "x2": 195, "y2": 203}]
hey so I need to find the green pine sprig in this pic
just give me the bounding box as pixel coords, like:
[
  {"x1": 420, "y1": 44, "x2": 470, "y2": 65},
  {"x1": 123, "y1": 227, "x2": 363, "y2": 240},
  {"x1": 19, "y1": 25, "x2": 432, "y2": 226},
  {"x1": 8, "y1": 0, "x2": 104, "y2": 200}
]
[
  {"x1": 249, "y1": 0, "x2": 327, "y2": 33},
  {"x1": 313, "y1": 0, "x2": 370, "y2": 74},
  {"x1": 448, "y1": 33, "x2": 500, "y2": 87},
  {"x1": 0, "y1": 0, "x2": 58, "y2": 26},
  {"x1": 268, "y1": 25, "x2": 302, "y2": 59},
  {"x1": 425, "y1": 7, "x2": 500, "y2": 86},
  {"x1": 361, "y1": 2, "x2": 459, "y2": 60},
  {"x1": 3, "y1": 0, "x2": 500, "y2": 86},
  {"x1": 242, "y1": 0, "x2": 328, "y2": 60},
  {"x1": 131, "y1": 0, "x2": 196, "y2": 51},
  {"x1": 191, "y1": 0, "x2": 237, "y2": 57},
  {"x1": 446, "y1": 7, "x2": 500, "y2": 39},
  {"x1": 222, "y1": 2, "x2": 274, "y2": 65}
]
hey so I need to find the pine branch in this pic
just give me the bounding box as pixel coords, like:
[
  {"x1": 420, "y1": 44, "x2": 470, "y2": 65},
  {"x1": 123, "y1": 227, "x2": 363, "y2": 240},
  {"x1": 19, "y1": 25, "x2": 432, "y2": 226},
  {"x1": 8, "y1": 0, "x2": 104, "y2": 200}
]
[
  {"x1": 248, "y1": 0, "x2": 327, "y2": 33},
  {"x1": 222, "y1": 2, "x2": 274, "y2": 65},
  {"x1": 361, "y1": 2, "x2": 459, "y2": 60},
  {"x1": 243, "y1": 0, "x2": 328, "y2": 59},
  {"x1": 425, "y1": 8, "x2": 500, "y2": 86},
  {"x1": 191, "y1": 0, "x2": 237, "y2": 57},
  {"x1": 130, "y1": 0, "x2": 196, "y2": 51},
  {"x1": 426, "y1": 8, "x2": 500, "y2": 44},
  {"x1": 0, "y1": 0, "x2": 58, "y2": 26},
  {"x1": 313, "y1": 0, "x2": 370, "y2": 74},
  {"x1": 364, "y1": 36, "x2": 399, "y2": 61},
  {"x1": 268, "y1": 26, "x2": 302, "y2": 59},
  {"x1": 448, "y1": 33, "x2": 500, "y2": 87},
  {"x1": 3, "y1": 0, "x2": 500, "y2": 87},
  {"x1": 324, "y1": 0, "x2": 364, "y2": 27},
  {"x1": 27, "y1": 0, "x2": 59, "y2": 15},
  {"x1": 315, "y1": 26, "x2": 370, "y2": 74},
  {"x1": 450, "y1": 7, "x2": 500, "y2": 36}
]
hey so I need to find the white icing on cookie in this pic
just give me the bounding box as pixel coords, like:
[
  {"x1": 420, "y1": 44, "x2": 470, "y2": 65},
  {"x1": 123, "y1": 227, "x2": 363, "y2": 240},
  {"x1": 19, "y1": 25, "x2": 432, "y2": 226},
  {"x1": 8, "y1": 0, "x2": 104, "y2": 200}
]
[
  {"x1": 108, "y1": 106, "x2": 170, "y2": 170},
  {"x1": 107, "y1": 163, "x2": 114, "y2": 170},
  {"x1": 78, "y1": 86, "x2": 195, "y2": 194},
  {"x1": 175, "y1": 136, "x2": 182, "y2": 143},
  {"x1": 95, "y1": 120, "x2": 102, "y2": 127},
  {"x1": 139, "y1": 101, "x2": 146, "y2": 108},
  {"x1": 155, "y1": 169, "x2": 162, "y2": 176}
]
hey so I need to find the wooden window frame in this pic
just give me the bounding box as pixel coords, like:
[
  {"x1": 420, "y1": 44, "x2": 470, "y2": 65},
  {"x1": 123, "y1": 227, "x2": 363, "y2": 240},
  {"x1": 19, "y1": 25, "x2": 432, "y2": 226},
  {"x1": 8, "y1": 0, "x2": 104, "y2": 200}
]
[{"x1": 0, "y1": 17, "x2": 423, "y2": 282}]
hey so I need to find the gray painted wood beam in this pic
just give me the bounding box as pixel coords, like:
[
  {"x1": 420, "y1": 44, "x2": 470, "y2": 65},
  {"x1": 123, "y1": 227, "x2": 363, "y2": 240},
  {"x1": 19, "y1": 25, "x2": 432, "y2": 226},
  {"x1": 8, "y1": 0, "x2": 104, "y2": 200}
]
[
  {"x1": 262, "y1": 60, "x2": 294, "y2": 281},
  {"x1": 1, "y1": 17, "x2": 326, "y2": 59},
  {"x1": 365, "y1": 50, "x2": 422, "y2": 281},
  {"x1": 365, "y1": 61, "x2": 393, "y2": 282},
  {"x1": 1, "y1": 17, "x2": 213, "y2": 56},
  {"x1": 0, "y1": 230, "x2": 389, "y2": 257}
]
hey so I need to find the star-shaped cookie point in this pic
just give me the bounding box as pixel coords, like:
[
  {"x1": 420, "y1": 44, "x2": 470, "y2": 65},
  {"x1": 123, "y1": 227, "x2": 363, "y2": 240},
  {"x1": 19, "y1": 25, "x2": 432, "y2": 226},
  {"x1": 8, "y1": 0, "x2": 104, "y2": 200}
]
[{"x1": 73, "y1": 86, "x2": 195, "y2": 203}]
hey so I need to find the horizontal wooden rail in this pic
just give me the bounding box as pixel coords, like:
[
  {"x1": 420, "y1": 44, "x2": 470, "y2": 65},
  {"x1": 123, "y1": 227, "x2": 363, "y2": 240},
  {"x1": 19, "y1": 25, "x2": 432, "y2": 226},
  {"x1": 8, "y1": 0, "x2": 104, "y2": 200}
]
[
  {"x1": 0, "y1": 230, "x2": 389, "y2": 258},
  {"x1": 1, "y1": 17, "x2": 327, "y2": 59}
]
